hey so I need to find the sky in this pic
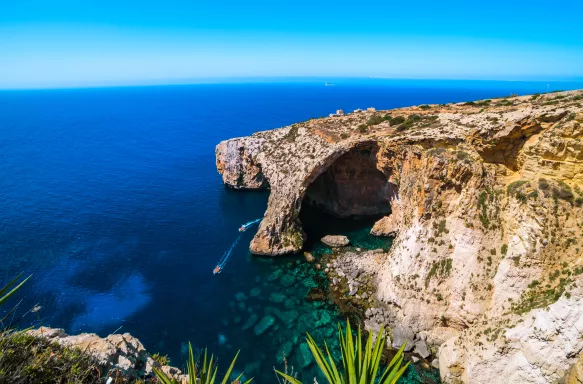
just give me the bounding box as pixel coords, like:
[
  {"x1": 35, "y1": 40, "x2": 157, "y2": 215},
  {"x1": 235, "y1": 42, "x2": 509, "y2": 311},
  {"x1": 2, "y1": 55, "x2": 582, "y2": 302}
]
[{"x1": 1, "y1": 0, "x2": 583, "y2": 88}]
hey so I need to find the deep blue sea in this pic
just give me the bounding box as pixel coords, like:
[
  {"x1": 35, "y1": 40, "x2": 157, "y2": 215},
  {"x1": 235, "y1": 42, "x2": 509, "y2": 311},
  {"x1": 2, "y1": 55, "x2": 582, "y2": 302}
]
[{"x1": 1, "y1": 78, "x2": 582, "y2": 382}]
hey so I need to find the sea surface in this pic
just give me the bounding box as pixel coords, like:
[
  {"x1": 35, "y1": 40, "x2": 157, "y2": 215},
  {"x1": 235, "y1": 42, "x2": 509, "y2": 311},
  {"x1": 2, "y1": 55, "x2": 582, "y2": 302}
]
[{"x1": 1, "y1": 78, "x2": 582, "y2": 383}]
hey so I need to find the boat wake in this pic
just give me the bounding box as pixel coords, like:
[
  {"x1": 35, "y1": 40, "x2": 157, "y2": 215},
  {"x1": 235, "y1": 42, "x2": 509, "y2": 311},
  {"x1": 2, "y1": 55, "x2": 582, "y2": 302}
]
[
  {"x1": 213, "y1": 218, "x2": 262, "y2": 275},
  {"x1": 239, "y1": 218, "x2": 261, "y2": 232}
]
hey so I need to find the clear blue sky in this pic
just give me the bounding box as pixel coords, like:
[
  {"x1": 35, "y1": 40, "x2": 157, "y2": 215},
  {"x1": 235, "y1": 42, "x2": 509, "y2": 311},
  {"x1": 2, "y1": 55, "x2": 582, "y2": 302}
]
[{"x1": 1, "y1": 0, "x2": 583, "y2": 88}]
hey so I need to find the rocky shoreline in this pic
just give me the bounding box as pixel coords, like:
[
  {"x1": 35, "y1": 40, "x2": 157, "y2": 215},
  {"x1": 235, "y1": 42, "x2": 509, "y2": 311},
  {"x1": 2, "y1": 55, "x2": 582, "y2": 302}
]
[
  {"x1": 319, "y1": 245, "x2": 440, "y2": 372},
  {"x1": 26, "y1": 327, "x2": 188, "y2": 383}
]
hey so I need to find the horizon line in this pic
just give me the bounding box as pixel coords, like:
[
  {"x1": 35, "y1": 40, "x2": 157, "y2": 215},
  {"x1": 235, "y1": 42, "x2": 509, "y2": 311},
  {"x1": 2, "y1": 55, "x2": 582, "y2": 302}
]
[{"x1": 2, "y1": 75, "x2": 583, "y2": 91}]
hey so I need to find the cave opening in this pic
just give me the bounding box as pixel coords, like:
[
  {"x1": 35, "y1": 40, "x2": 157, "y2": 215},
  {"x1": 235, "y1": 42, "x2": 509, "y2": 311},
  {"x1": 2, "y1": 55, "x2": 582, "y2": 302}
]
[{"x1": 299, "y1": 144, "x2": 393, "y2": 250}]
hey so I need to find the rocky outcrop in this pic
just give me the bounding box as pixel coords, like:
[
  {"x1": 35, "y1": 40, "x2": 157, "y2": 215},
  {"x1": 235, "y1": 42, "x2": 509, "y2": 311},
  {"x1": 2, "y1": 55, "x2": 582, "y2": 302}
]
[
  {"x1": 321, "y1": 235, "x2": 350, "y2": 247},
  {"x1": 27, "y1": 327, "x2": 186, "y2": 383},
  {"x1": 216, "y1": 90, "x2": 583, "y2": 382}
]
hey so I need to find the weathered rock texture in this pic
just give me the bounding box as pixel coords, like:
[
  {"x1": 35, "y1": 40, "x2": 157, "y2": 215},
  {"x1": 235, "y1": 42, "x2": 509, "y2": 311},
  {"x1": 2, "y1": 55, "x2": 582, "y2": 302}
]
[
  {"x1": 216, "y1": 90, "x2": 583, "y2": 383},
  {"x1": 27, "y1": 327, "x2": 187, "y2": 383}
]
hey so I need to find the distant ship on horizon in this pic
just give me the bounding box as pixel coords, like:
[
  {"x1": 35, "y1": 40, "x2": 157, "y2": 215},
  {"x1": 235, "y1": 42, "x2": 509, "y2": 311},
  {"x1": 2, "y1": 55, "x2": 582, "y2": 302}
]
[{"x1": 325, "y1": 82, "x2": 335, "y2": 86}]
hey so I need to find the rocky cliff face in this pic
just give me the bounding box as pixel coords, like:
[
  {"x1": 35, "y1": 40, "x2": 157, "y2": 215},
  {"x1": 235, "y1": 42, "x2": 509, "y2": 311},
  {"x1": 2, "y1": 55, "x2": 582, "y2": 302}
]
[
  {"x1": 27, "y1": 327, "x2": 187, "y2": 383},
  {"x1": 216, "y1": 90, "x2": 583, "y2": 383}
]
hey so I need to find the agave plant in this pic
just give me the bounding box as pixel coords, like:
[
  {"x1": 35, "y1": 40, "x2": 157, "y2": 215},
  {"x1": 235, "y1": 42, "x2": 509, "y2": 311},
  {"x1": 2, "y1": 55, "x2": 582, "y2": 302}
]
[
  {"x1": 153, "y1": 342, "x2": 252, "y2": 384},
  {"x1": 276, "y1": 321, "x2": 409, "y2": 384}
]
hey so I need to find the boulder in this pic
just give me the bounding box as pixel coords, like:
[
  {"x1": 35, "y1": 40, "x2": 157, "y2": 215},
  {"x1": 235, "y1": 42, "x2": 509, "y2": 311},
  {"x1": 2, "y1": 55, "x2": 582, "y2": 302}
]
[
  {"x1": 304, "y1": 252, "x2": 315, "y2": 263},
  {"x1": 321, "y1": 235, "x2": 349, "y2": 247},
  {"x1": 414, "y1": 340, "x2": 431, "y2": 359},
  {"x1": 391, "y1": 326, "x2": 415, "y2": 352}
]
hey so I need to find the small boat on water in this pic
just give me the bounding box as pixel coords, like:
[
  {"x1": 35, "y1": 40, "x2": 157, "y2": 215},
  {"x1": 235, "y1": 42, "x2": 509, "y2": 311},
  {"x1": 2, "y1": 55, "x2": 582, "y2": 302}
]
[
  {"x1": 213, "y1": 265, "x2": 222, "y2": 274},
  {"x1": 239, "y1": 225, "x2": 246, "y2": 232}
]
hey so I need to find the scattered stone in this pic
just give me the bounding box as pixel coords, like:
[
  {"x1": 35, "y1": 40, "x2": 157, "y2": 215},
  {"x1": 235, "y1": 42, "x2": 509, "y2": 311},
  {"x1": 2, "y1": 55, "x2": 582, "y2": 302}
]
[
  {"x1": 321, "y1": 235, "x2": 350, "y2": 247},
  {"x1": 253, "y1": 315, "x2": 276, "y2": 336},
  {"x1": 304, "y1": 252, "x2": 315, "y2": 263},
  {"x1": 371, "y1": 248, "x2": 384, "y2": 254},
  {"x1": 411, "y1": 356, "x2": 420, "y2": 364},
  {"x1": 431, "y1": 358, "x2": 440, "y2": 369},
  {"x1": 356, "y1": 247, "x2": 362, "y2": 252},
  {"x1": 414, "y1": 340, "x2": 431, "y2": 359},
  {"x1": 391, "y1": 326, "x2": 415, "y2": 352}
]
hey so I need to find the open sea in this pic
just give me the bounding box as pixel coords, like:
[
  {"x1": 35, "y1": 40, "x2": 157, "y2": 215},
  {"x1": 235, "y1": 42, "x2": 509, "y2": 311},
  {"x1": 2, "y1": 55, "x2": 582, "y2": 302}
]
[{"x1": 1, "y1": 78, "x2": 582, "y2": 383}]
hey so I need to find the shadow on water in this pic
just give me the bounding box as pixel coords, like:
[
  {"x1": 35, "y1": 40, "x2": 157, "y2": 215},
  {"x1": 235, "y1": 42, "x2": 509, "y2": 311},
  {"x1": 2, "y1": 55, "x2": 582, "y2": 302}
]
[{"x1": 300, "y1": 202, "x2": 393, "y2": 254}]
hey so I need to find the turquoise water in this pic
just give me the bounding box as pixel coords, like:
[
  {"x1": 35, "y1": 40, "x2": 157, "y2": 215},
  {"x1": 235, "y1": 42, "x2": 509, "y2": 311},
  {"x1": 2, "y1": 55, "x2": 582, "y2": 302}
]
[{"x1": 2, "y1": 80, "x2": 581, "y2": 382}]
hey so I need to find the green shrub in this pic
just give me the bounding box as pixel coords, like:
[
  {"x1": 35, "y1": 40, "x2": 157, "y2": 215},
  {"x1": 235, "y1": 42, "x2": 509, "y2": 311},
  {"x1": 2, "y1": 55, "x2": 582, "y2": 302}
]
[
  {"x1": 389, "y1": 116, "x2": 405, "y2": 126},
  {"x1": 340, "y1": 133, "x2": 349, "y2": 139},
  {"x1": 419, "y1": 104, "x2": 431, "y2": 110},
  {"x1": 366, "y1": 115, "x2": 385, "y2": 126},
  {"x1": 507, "y1": 180, "x2": 528, "y2": 195},
  {"x1": 358, "y1": 124, "x2": 368, "y2": 133},
  {"x1": 539, "y1": 178, "x2": 550, "y2": 190},
  {"x1": 553, "y1": 181, "x2": 574, "y2": 203},
  {"x1": 276, "y1": 321, "x2": 409, "y2": 384},
  {"x1": 0, "y1": 332, "x2": 101, "y2": 384},
  {"x1": 501, "y1": 244, "x2": 508, "y2": 255}
]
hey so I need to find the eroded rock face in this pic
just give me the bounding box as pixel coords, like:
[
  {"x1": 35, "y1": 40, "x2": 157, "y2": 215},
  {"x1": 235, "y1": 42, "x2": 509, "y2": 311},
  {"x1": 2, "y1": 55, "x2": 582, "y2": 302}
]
[
  {"x1": 216, "y1": 91, "x2": 583, "y2": 383},
  {"x1": 27, "y1": 327, "x2": 187, "y2": 383},
  {"x1": 215, "y1": 136, "x2": 267, "y2": 189},
  {"x1": 304, "y1": 145, "x2": 392, "y2": 217}
]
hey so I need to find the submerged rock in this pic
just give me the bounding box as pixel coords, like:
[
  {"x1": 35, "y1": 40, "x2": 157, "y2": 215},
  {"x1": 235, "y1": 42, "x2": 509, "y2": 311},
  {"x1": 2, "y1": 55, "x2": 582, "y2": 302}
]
[
  {"x1": 250, "y1": 287, "x2": 261, "y2": 297},
  {"x1": 304, "y1": 252, "x2": 315, "y2": 263},
  {"x1": 242, "y1": 314, "x2": 259, "y2": 331},
  {"x1": 280, "y1": 274, "x2": 295, "y2": 287},
  {"x1": 269, "y1": 292, "x2": 287, "y2": 303},
  {"x1": 235, "y1": 292, "x2": 248, "y2": 301},
  {"x1": 253, "y1": 315, "x2": 276, "y2": 335},
  {"x1": 277, "y1": 341, "x2": 295, "y2": 364},
  {"x1": 321, "y1": 235, "x2": 350, "y2": 247},
  {"x1": 298, "y1": 342, "x2": 313, "y2": 368}
]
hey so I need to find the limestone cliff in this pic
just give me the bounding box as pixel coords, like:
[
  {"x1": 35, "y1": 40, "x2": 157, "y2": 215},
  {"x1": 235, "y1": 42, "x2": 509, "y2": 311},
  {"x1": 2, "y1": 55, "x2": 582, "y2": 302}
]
[{"x1": 216, "y1": 90, "x2": 583, "y2": 383}]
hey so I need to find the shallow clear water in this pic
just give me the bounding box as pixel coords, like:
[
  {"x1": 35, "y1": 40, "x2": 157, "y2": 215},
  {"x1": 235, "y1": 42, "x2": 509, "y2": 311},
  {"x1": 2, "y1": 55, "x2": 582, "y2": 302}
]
[{"x1": 1, "y1": 79, "x2": 582, "y2": 382}]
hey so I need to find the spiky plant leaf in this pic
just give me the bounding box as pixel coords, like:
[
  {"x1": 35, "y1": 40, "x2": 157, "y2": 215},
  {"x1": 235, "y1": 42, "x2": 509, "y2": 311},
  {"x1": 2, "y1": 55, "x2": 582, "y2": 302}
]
[
  {"x1": 0, "y1": 274, "x2": 31, "y2": 307},
  {"x1": 277, "y1": 321, "x2": 409, "y2": 384}
]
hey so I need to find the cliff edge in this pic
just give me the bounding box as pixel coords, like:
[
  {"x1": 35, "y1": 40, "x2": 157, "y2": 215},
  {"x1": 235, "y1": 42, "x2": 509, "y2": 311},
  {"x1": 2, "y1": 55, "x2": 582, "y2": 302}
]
[{"x1": 216, "y1": 90, "x2": 583, "y2": 383}]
